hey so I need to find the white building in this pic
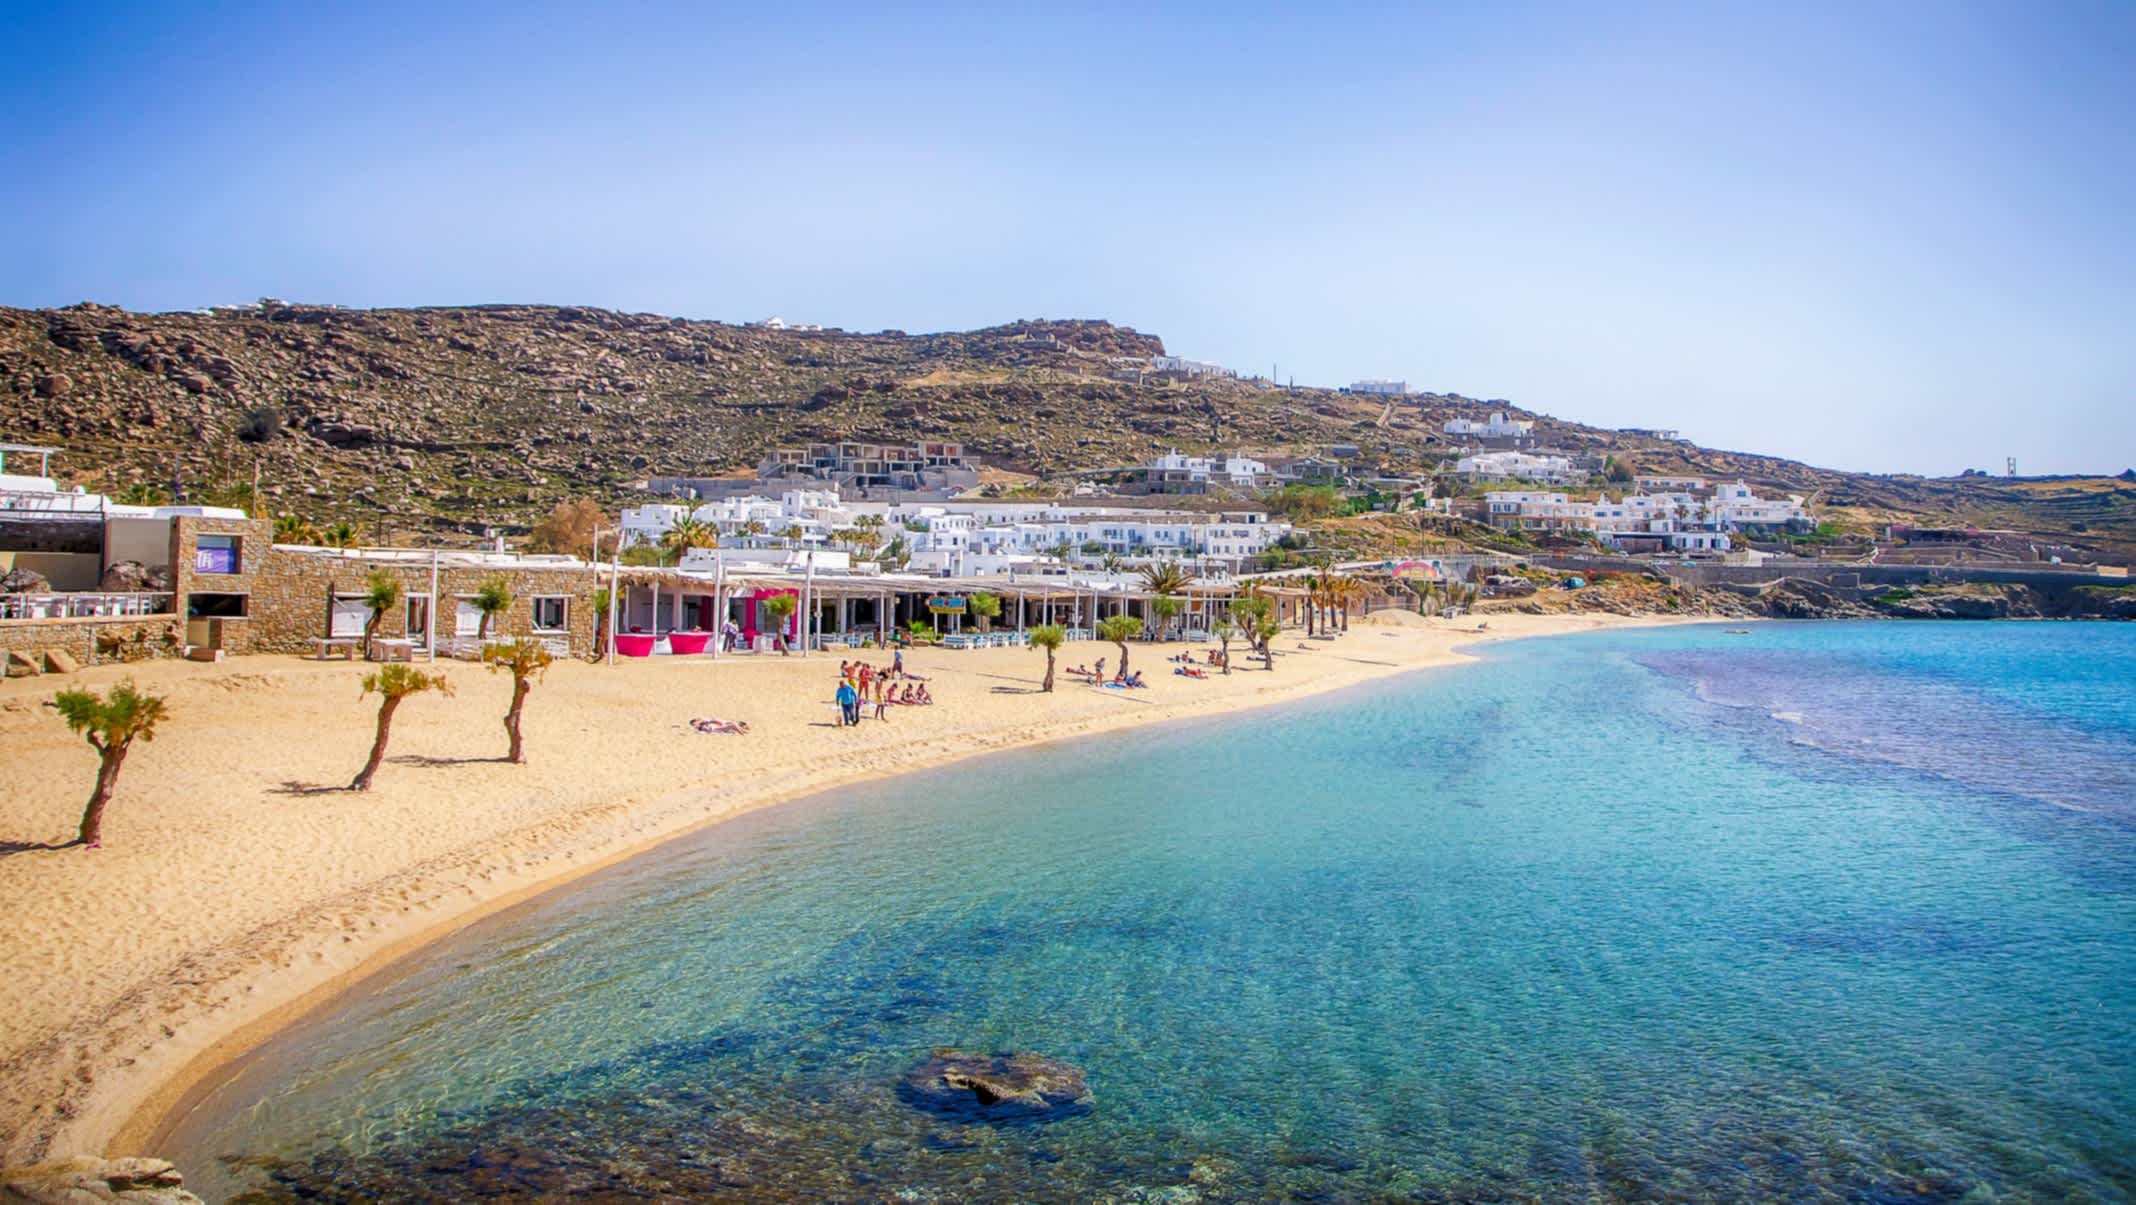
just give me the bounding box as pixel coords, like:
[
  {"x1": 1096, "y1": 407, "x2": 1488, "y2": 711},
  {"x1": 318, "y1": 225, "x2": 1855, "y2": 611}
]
[
  {"x1": 1710, "y1": 481, "x2": 1809, "y2": 528},
  {"x1": 1146, "y1": 449, "x2": 1271, "y2": 492},
  {"x1": 1484, "y1": 481, "x2": 1808, "y2": 554},
  {"x1": 1456, "y1": 451, "x2": 1577, "y2": 485},
  {"x1": 1150, "y1": 355, "x2": 1235, "y2": 379},
  {"x1": 1347, "y1": 379, "x2": 1409, "y2": 395},
  {"x1": 1443, "y1": 411, "x2": 1535, "y2": 440}
]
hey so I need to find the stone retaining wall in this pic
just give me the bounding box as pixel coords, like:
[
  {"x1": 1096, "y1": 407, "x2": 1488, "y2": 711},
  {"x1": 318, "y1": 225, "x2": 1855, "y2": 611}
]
[{"x1": 0, "y1": 613, "x2": 184, "y2": 672}]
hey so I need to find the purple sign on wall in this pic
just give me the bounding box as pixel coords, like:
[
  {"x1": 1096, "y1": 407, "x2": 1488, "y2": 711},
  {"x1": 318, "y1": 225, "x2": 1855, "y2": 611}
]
[{"x1": 193, "y1": 542, "x2": 238, "y2": 574}]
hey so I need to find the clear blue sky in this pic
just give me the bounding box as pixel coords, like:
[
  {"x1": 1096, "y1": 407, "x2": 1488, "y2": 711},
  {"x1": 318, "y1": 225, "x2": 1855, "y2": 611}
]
[{"x1": 2, "y1": 1, "x2": 2130, "y2": 475}]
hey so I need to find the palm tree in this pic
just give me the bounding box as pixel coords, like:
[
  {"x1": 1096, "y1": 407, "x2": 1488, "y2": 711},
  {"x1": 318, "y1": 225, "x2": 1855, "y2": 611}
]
[
  {"x1": 1138, "y1": 562, "x2": 1196, "y2": 596},
  {"x1": 740, "y1": 519, "x2": 768, "y2": 544},
  {"x1": 662, "y1": 515, "x2": 717, "y2": 556},
  {"x1": 759, "y1": 592, "x2": 798, "y2": 654},
  {"x1": 1252, "y1": 614, "x2": 1281, "y2": 669},
  {"x1": 361, "y1": 569, "x2": 402, "y2": 647},
  {"x1": 52, "y1": 680, "x2": 168, "y2": 847},
  {"x1": 1101, "y1": 552, "x2": 1123, "y2": 574},
  {"x1": 351, "y1": 664, "x2": 453, "y2": 791},
  {"x1": 274, "y1": 513, "x2": 320, "y2": 544},
  {"x1": 1096, "y1": 614, "x2": 1143, "y2": 678},
  {"x1": 968, "y1": 591, "x2": 1002, "y2": 633},
  {"x1": 1029, "y1": 624, "x2": 1066, "y2": 691},
  {"x1": 1231, "y1": 595, "x2": 1277, "y2": 669},
  {"x1": 474, "y1": 576, "x2": 513, "y2": 641},
  {"x1": 482, "y1": 638, "x2": 554, "y2": 764},
  {"x1": 779, "y1": 523, "x2": 805, "y2": 549},
  {"x1": 319, "y1": 521, "x2": 360, "y2": 549},
  {"x1": 1150, "y1": 594, "x2": 1182, "y2": 641},
  {"x1": 1328, "y1": 575, "x2": 1365, "y2": 631},
  {"x1": 591, "y1": 585, "x2": 614, "y2": 659},
  {"x1": 1048, "y1": 540, "x2": 1075, "y2": 563},
  {"x1": 1212, "y1": 620, "x2": 1236, "y2": 674}
]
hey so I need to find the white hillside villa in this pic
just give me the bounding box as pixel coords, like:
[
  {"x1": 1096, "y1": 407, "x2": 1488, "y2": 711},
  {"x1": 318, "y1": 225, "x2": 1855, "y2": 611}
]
[
  {"x1": 619, "y1": 488, "x2": 1292, "y2": 574},
  {"x1": 1146, "y1": 449, "x2": 1271, "y2": 492},
  {"x1": 1443, "y1": 411, "x2": 1534, "y2": 439},
  {"x1": 1149, "y1": 355, "x2": 1235, "y2": 379},
  {"x1": 1455, "y1": 450, "x2": 1577, "y2": 485},
  {"x1": 1485, "y1": 480, "x2": 1810, "y2": 554}
]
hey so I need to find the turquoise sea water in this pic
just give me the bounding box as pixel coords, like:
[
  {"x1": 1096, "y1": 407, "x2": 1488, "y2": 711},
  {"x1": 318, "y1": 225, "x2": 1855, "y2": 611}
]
[{"x1": 168, "y1": 621, "x2": 2136, "y2": 1203}]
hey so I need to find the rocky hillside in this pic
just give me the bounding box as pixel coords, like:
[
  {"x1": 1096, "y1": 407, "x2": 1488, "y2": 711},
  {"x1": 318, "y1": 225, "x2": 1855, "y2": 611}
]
[{"x1": 2, "y1": 301, "x2": 2130, "y2": 556}]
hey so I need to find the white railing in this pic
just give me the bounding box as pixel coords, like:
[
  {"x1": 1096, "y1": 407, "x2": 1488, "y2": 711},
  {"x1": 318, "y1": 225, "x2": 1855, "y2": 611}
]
[
  {"x1": 0, "y1": 488, "x2": 107, "y2": 514},
  {"x1": 0, "y1": 592, "x2": 175, "y2": 621}
]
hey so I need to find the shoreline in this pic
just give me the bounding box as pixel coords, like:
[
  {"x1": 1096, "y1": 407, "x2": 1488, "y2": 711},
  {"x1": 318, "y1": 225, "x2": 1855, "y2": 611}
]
[{"x1": 0, "y1": 611, "x2": 1694, "y2": 1171}]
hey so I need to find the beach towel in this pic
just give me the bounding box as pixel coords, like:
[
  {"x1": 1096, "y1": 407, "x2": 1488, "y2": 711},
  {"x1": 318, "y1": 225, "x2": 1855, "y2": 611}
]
[{"x1": 688, "y1": 718, "x2": 749, "y2": 735}]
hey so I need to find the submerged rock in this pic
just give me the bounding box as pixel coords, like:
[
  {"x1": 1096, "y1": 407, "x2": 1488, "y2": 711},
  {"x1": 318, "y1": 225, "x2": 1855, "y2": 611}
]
[
  {"x1": 897, "y1": 1049, "x2": 1093, "y2": 1123},
  {"x1": 0, "y1": 1156, "x2": 203, "y2": 1204}
]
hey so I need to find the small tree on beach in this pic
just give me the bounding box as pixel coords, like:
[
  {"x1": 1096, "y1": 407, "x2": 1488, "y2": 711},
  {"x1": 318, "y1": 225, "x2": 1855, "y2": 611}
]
[
  {"x1": 483, "y1": 638, "x2": 554, "y2": 764},
  {"x1": 1231, "y1": 596, "x2": 1277, "y2": 670},
  {"x1": 1253, "y1": 615, "x2": 1281, "y2": 669},
  {"x1": 1150, "y1": 595, "x2": 1182, "y2": 642},
  {"x1": 352, "y1": 664, "x2": 453, "y2": 791},
  {"x1": 52, "y1": 680, "x2": 168, "y2": 847},
  {"x1": 759, "y1": 593, "x2": 798, "y2": 654},
  {"x1": 1213, "y1": 620, "x2": 1236, "y2": 674},
  {"x1": 474, "y1": 576, "x2": 513, "y2": 640},
  {"x1": 361, "y1": 568, "x2": 402, "y2": 645},
  {"x1": 1096, "y1": 614, "x2": 1143, "y2": 679},
  {"x1": 1029, "y1": 624, "x2": 1065, "y2": 692},
  {"x1": 591, "y1": 585, "x2": 614, "y2": 659},
  {"x1": 969, "y1": 591, "x2": 1002, "y2": 633}
]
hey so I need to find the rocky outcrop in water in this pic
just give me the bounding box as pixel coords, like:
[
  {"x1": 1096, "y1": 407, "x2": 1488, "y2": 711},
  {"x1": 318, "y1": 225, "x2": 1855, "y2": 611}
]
[
  {"x1": 897, "y1": 1049, "x2": 1093, "y2": 1123},
  {"x1": 0, "y1": 1157, "x2": 203, "y2": 1204}
]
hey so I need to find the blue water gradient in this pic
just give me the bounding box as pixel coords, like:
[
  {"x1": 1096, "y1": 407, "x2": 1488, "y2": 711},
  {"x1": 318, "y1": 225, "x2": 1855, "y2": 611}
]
[{"x1": 169, "y1": 621, "x2": 2136, "y2": 1202}]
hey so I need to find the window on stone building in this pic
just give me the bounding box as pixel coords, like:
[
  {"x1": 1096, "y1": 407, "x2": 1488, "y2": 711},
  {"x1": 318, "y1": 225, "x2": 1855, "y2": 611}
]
[
  {"x1": 532, "y1": 596, "x2": 568, "y2": 632},
  {"x1": 194, "y1": 534, "x2": 240, "y2": 575},
  {"x1": 187, "y1": 592, "x2": 247, "y2": 618}
]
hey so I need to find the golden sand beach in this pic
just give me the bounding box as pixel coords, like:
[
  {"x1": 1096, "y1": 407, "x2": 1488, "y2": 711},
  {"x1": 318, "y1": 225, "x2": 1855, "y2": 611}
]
[{"x1": 0, "y1": 611, "x2": 1675, "y2": 1168}]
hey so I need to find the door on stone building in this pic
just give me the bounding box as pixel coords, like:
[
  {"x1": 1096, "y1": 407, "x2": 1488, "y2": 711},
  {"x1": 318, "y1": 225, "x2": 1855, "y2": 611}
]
[{"x1": 406, "y1": 596, "x2": 431, "y2": 646}]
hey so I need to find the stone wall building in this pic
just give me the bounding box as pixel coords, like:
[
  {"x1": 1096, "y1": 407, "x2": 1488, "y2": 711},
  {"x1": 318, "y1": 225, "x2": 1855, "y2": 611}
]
[{"x1": 166, "y1": 517, "x2": 608, "y2": 657}]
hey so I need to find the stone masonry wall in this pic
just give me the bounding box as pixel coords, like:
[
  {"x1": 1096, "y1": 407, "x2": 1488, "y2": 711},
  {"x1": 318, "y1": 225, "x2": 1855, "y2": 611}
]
[
  {"x1": 238, "y1": 549, "x2": 605, "y2": 657},
  {"x1": 0, "y1": 614, "x2": 186, "y2": 670}
]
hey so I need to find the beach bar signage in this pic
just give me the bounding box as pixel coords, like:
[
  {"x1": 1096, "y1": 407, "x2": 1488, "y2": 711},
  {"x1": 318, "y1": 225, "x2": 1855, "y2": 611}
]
[{"x1": 927, "y1": 596, "x2": 966, "y2": 614}]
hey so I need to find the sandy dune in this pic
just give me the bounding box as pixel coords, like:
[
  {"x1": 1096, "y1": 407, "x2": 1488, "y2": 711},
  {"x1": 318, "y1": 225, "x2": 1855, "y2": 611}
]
[{"x1": 0, "y1": 612, "x2": 1670, "y2": 1166}]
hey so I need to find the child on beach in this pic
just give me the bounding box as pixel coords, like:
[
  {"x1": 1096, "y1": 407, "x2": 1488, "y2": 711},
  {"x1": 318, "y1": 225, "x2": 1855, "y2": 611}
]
[{"x1": 873, "y1": 679, "x2": 890, "y2": 721}]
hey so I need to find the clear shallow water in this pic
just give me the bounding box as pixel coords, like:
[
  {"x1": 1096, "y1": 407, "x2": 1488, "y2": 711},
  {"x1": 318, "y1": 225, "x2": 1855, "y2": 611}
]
[{"x1": 168, "y1": 621, "x2": 2136, "y2": 1203}]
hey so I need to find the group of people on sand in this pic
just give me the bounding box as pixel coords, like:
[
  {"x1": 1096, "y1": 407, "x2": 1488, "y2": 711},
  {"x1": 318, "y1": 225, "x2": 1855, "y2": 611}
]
[
  {"x1": 1168, "y1": 649, "x2": 1224, "y2": 678},
  {"x1": 1063, "y1": 656, "x2": 1147, "y2": 689},
  {"x1": 834, "y1": 653, "x2": 931, "y2": 726}
]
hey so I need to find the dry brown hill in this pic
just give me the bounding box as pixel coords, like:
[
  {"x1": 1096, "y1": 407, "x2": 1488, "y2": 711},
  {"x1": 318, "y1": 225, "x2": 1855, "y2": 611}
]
[{"x1": 2, "y1": 301, "x2": 2129, "y2": 558}]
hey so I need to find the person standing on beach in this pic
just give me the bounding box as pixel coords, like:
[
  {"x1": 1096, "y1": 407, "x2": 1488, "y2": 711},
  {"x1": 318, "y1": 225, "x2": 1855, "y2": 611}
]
[
  {"x1": 873, "y1": 677, "x2": 890, "y2": 721},
  {"x1": 893, "y1": 647, "x2": 904, "y2": 678},
  {"x1": 836, "y1": 677, "x2": 859, "y2": 727}
]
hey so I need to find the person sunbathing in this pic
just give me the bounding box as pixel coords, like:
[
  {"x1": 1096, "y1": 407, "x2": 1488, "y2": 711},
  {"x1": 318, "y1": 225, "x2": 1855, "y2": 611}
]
[
  {"x1": 689, "y1": 718, "x2": 751, "y2": 735},
  {"x1": 1123, "y1": 670, "x2": 1146, "y2": 688},
  {"x1": 914, "y1": 684, "x2": 932, "y2": 704}
]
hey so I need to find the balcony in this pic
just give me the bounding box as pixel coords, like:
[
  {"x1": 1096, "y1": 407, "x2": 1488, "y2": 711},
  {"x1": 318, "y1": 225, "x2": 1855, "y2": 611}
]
[{"x1": 1, "y1": 592, "x2": 176, "y2": 621}]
